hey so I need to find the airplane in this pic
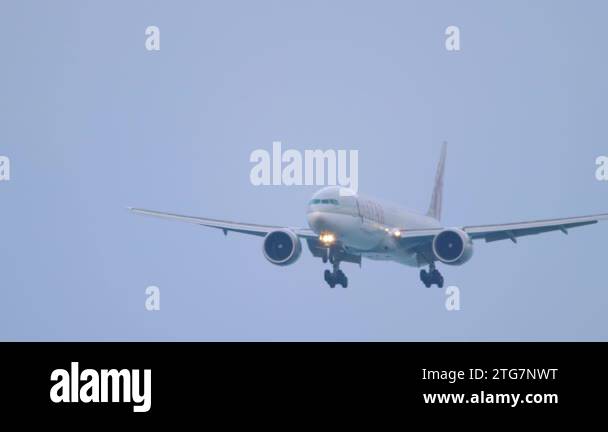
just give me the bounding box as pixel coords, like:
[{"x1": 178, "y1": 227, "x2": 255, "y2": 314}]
[{"x1": 130, "y1": 143, "x2": 608, "y2": 288}]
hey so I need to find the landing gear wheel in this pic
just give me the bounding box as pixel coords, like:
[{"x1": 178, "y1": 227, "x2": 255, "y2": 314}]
[
  {"x1": 436, "y1": 273, "x2": 444, "y2": 289},
  {"x1": 421, "y1": 267, "x2": 444, "y2": 288},
  {"x1": 420, "y1": 270, "x2": 432, "y2": 288},
  {"x1": 324, "y1": 266, "x2": 348, "y2": 288},
  {"x1": 324, "y1": 269, "x2": 336, "y2": 288},
  {"x1": 336, "y1": 270, "x2": 348, "y2": 288}
]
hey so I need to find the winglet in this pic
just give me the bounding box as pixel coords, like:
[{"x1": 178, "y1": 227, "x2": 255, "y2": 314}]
[{"x1": 426, "y1": 142, "x2": 447, "y2": 220}]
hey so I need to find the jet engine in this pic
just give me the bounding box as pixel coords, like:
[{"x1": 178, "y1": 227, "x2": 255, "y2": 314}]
[
  {"x1": 263, "y1": 229, "x2": 302, "y2": 266},
  {"x1": 432, "y1": 228, "x2": 473, "y2": 265}
]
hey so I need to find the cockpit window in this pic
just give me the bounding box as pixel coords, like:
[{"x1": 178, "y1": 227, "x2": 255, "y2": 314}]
[{"x1": 309, "y1": 198, "x2": 338, "y2": 205}]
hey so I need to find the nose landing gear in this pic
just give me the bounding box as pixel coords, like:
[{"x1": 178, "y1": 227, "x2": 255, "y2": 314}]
[
  {"x1": 324, "y1": 255, "x2": 348, "y2": 288},
  {"x1": 420, "y1": 262, "x2": 444, "y2": 288},
  {"x1": 324, "y1": 269, "x2": 348, "y2": 288}
]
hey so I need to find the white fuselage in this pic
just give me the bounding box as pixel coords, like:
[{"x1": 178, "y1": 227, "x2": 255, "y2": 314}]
[{"x1": 306, "y1": 186, "x2": 441, "y2": 266}]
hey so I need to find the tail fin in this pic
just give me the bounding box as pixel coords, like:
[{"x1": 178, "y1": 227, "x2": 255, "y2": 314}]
[{"x1": 426, "y1": 141, "x2": 447, "y2": 220}]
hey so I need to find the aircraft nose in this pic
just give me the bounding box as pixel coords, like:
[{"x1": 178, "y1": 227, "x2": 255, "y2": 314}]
[{"x1": 307, "y1": 211, "x2": 328, "y2": 234}]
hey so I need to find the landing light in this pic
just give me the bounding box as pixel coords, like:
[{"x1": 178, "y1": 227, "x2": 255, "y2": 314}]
[
  {"x1": 319, "y1": 232, "x2": 336, "y2": 246},
  {"x1": 393, "y1": 230, "x2": 402, "y2": 238}
]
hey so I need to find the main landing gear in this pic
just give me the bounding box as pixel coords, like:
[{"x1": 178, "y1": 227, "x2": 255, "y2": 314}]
[
  {"x1": 324, "y1": 254, "x2": 348, "y2": 288},
  {"x1": 420, "y1": 262, "x2": 444, "y2": 288}
]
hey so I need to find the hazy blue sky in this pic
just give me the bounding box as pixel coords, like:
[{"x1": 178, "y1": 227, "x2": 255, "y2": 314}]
[{"x1": 1, "y1": 1, "x2": 607, "y2": 340}]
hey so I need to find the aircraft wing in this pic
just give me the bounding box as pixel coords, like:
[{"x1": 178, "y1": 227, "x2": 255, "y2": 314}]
[
  {"x1": 129, "y1": 208, "x2": 318, "y2": 239},
  {"x1": 394, "y1": 213, "x2": 608, "y2": 247},
  {"x1": 394, "y1": 228, "x2": 442, "y2": 249},
  {"x1": 462, "y1": 213, "x2": 608, "y2": 243}
]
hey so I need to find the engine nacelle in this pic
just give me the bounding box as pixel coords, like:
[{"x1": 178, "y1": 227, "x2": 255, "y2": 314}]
[
  {"x1": 432, "y1": 228, "x2": 474, "y2": 265},
  {"x1": 263, "y1": 229, "x2": 302, "y2": 266}
]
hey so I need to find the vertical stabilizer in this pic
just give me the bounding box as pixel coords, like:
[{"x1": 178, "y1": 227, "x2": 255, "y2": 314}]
[{"x1": 426, "y1": 142, "x2": 447, "y2": 220}]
